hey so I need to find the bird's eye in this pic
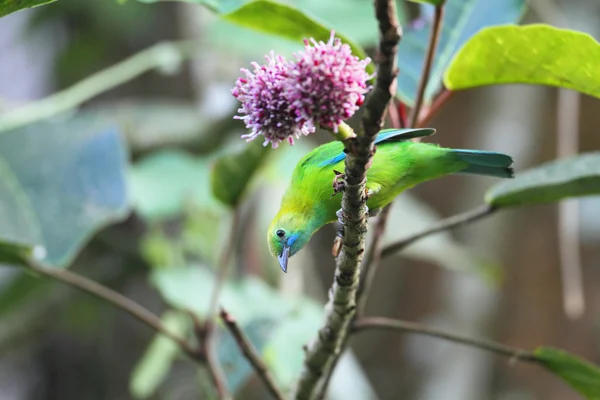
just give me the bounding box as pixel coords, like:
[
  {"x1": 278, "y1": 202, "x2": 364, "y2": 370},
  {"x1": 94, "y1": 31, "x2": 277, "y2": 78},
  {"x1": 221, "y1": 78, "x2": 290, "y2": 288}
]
[{"x1": 276, "y1": 229, "x2": 285, "y2": 238}]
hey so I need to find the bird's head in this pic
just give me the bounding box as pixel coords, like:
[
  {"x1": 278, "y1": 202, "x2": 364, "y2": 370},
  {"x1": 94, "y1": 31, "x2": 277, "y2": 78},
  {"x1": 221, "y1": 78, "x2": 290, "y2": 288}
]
[{"x1": 267, "y1": 212, "x2": 315, "y2": 273}]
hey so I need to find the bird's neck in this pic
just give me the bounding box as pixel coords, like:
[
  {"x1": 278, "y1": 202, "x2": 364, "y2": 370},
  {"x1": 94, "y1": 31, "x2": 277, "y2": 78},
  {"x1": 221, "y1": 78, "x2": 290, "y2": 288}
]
[{"x1": 280, "y1": 193, "x2": 331, "y2": 233}]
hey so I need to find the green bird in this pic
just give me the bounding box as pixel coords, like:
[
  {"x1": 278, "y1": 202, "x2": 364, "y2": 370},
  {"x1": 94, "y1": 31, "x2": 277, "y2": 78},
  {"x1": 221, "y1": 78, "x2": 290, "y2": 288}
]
[{"x1": 268, "y1": 128, "x2": 514, "y2": 272}]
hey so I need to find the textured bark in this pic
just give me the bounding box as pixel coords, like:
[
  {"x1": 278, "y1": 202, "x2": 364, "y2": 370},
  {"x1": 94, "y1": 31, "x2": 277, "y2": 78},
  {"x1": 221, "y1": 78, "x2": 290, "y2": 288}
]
[{"x1": 292, "y1": 1, "x2": 401, "y2": 398}]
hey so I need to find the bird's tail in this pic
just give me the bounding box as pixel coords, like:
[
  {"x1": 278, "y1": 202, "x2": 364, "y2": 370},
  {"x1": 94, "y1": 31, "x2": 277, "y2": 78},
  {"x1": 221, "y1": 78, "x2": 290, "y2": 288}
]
[{"x1": 451, "y1": 150, "x2": 514, "y2": 178}]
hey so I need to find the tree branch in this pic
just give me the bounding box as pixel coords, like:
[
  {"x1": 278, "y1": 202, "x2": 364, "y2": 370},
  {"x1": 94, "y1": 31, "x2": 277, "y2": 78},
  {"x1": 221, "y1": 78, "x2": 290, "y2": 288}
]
[
  {"x1": 220, "y1": 309, "x2": 286, "y2": 400},
  {"x1": 408, "y1": 4, "x2": 445, "y2": 128},
  {"x1": 381, "y1": 204, "x2": 495, "y2": 260},
  {"x1": 0, "y1": 40, "x2": 199, "y2": 133},
  {"x1": 416, "y1": 89, "x2": 454, "y2": 128},
  {"x1": 198, "y1": 208, "x2": 242, "y2": 400},
  {"x1": 24, "y1": 258, "x2": 200, "y2": 361},
  {"x1": 353, "y1": 317, "x2": 537, "y2": 362},
  {"x1": 292, "y1": 1, "x2": 401, "y2": 398}
]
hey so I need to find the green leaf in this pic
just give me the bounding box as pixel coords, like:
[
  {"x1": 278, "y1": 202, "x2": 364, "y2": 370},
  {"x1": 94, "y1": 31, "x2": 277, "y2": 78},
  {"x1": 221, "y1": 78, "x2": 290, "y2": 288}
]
[
  {"x1": 210, "y1": 140, "x2": 270, "y2": 208},
  {"x1": 130, "y1": 311, "x2": 190, "y2": 399},
  {"x1": 0, "y1": 115, "x2": 129, "y2": 267},
  {"x1": 130, "y1": 150, "x2": 219, "y2": 220},
  {"x1": 96, "y1": 99, "x2": 211, "y2": 154},
  {"x1": 0, "y1": 0, "x2": 56, "y2": 18},
  {"x1": 263, "y1": 298, "x2": 323, "y2": 388},
  {"x1": 444, "y1": 25, "x2": 600, "y2": 99},
  {"x1": 486, "y1": 152, "x2": 600, "y2": 208},
  {"x1": 397, "y1": 0, "x2": 526, "y2": 106},
  {"x1": 222, "y1": 0, "x2": 374, "y2": 74},
  {"x1": 535, "y1": 346, "x2": 600, "y2": 399}
]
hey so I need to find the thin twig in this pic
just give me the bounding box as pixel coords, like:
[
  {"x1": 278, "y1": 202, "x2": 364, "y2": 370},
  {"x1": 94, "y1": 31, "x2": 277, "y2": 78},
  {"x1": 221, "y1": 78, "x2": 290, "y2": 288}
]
[
  {"x1": 407, "y1": 5, "x2": 445, "y2": 128},
  {"x1": 0, "y1": 40, "x2": 199, "y2": 133},
  {"x1": 387, "y1": 100, "x2": 401, "y2": 128},
  {"x1": 220, "y1": 309, "x2": 286, "y2": 400},
  {"x1": 416, "y1": 89, "x2": 454, "y2": 128},
  {"x1": 24, "y1": 258, "x2": 200, "y2": 360},
  {"x1": 292, "y1": 1, "x2": 401, "y2": 399},
  {"x1": 200, "y1": 209, "x2": 242, "y2": 400},
  {"x1": 381, "y1": 204, "x2": 496, "y2": 259},
  {"x1": 208, "y1": 209, "x2": 242, "y2": 317},
  {"x1": 353, "y1": 317, "x2": 537, "y2": 362}
]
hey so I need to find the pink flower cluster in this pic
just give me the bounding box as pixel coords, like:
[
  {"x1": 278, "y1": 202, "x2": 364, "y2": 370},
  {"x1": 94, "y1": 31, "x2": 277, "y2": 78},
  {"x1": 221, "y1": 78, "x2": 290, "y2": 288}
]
[{"x1": 232, "y1": 31, "x2": 373, "y2": 148}]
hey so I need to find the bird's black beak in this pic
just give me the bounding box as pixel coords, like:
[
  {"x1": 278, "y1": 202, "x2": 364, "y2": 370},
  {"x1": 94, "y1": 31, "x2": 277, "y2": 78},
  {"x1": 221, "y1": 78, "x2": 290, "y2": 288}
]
[{"x1": 278, "y1": 245, "x2": 290, "y2": 273}]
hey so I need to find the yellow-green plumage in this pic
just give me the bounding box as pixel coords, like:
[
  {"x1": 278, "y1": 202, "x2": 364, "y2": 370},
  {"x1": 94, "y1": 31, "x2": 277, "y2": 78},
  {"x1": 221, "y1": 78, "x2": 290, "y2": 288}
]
[{"x1": 268, "y1": 128, "x2": 514, "y2": 272}]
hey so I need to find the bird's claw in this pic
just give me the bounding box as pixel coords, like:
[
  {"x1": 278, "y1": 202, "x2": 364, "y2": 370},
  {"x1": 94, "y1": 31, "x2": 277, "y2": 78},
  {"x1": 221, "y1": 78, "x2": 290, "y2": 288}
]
[
  {"x1": 332, "y1": 209, "x2": 345, "y2": 257},
  {"x1": 331, "y1": 170, "x2": 346, "y2": 198}
]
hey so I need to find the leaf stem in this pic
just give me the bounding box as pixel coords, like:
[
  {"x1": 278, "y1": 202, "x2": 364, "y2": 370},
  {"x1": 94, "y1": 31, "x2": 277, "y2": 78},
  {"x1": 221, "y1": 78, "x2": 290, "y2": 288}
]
[
  {"x1": 417, "y1": 89, "x2": 454, "y2": 127},
  {"x1": 380, "y1": 204, "x2": 495, "y2": 259},
  {"x1": 352, "y1": 317, "x2": 537, "y2": 362},
  {"x1": 0, "y1": 40, "x2": 199, "y2": 133},
  {"x1": 220, "y1": 309, "x2": 286, "y2": 400},
  {"x1": 408, "y1": 4, "x2": 445, "y2": 128},
  {"x1": 334, "y1": 121, "x2": 357, "y2": 141}
]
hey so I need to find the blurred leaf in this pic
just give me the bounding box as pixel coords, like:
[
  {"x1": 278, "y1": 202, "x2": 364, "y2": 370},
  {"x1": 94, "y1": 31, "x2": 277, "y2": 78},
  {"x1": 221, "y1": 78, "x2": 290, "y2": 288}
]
[
  {"x1": 95, "y1": 99, "x2": 211, "y2": 154},
  {"x1": 217, "y1": 317, "x2": 278, "y2": 393},
  {"x1": 486, "y1": 153, "x2": 600, "y2": 208},
  {"x1": 151, "y1": 267, "x2": 282, "y2": 320},
  {"x1": 383, "y1": 194, "x2": 503, "y2": 283},
  {"x1": 222, "y1": 0, "x2": 374, "y2": 75},
  {"x1": 409, "y1": 0, "x2": 444, "y2": 5},
  {"x1": 535, "y1": 347, "x2": 600, "y2": 399},
  {"x1": 0, "y1": 115, "x2": 129, "y2": 267},
  {"x1": 130, "y1": 311, "x2": 190, "y2": 399},
  {"x1": 397, "y1": 0, "x2": 526, "y2": 106},
  {"x1": 0, "y1": 270, "x2": 49, "y2": 317},
  {"x1": 0, "y1": 0, "x2": 56, "y2": 18},
  {"x1": 263, "y1": 298, "x2": 323, "y2": 388},
  {"x1": 181, "y1": 206, "x2": 225, "y2": 266},
  {"x1": 139, "y1": 225, "x2": 186, "y2": 268},
  {"x1": 130, "y1": 150, "x2": 220, "y2": 220},
  {"x1": 151, "y1": 266, "x2": 325, "y2": 390},
  {"x1": 444, "y1": 25, "x2": 600, "y2": 99},
  {"x1": 211, "y1": 140, "x2": 270, "y2": 207}
]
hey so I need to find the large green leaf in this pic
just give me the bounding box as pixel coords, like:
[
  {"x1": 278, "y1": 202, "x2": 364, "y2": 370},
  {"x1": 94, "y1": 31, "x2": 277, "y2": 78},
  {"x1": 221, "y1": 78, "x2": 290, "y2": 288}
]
[
  {"x1": 210, "y1": 140, "x2": 270, "y2": 208},
  {"x1": 396, "y1": 0, "x2": 526, "y2": 106},
  {"x1": 0, "y1": 0, "x2": 56, "y2": 18},
  {"x1": 486, "y1": 153, "x2": 600, "y2": 208},
  {"x1": 130, "y1": 311, "x2": 190, "y2": 399},
  {"x1": 129, "y1": 150, "x2": 220, "y2": 220},
  {"x1": 222, "y1": 0, "x2": 374, "y2": 74},
  {"x1": 0, "y1": 115, "x2": 129, "y2": 267},
  {"x1": 444, "y1": 24, "x2": 600, "y2": 99},
  {"x1": 535, "y1": 347, "x2": 600, "y2": 399}
]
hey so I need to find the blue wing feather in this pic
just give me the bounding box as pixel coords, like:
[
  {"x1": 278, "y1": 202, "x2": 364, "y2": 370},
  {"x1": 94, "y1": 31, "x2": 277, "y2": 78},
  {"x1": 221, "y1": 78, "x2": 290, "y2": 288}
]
[{"x1": 317, "y1": 128, "x2": 436, "y2": 167}]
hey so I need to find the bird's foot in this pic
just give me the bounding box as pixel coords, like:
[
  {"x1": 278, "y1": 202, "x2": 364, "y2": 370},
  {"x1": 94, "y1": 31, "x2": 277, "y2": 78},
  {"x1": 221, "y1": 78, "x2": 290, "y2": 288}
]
[
  {"x1": 331, "y1": 170, "x2": 346, "y2": 198},
  {"x1": 332, "y1": 209, "x2": 345, "y2": 257}
]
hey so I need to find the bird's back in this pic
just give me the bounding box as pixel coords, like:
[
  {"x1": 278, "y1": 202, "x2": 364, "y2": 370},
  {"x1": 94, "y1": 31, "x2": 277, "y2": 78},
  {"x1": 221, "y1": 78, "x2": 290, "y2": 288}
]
[{"x1": 285, "y1": 139, "x2": 464, "y2": 222}]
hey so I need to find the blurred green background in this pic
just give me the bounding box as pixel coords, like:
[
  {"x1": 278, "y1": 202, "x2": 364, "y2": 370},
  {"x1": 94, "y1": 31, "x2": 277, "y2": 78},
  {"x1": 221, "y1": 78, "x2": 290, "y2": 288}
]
[{"x1": 1, "y1": 0, "x2": 600, "y2": 399}]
